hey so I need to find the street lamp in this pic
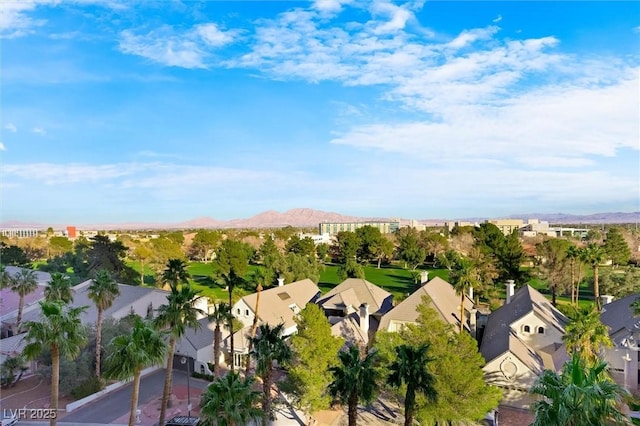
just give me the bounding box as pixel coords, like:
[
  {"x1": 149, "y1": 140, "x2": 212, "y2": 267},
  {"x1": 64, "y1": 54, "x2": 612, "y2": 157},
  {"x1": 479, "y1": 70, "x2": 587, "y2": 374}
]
[{"x1": 181, "y1": 356, "x2": 192, "y2": 417}]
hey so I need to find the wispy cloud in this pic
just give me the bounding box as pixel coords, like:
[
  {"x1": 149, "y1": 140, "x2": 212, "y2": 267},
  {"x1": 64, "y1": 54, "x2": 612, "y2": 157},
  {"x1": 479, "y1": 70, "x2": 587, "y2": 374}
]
[
  {"x1": 32, "y1": 127, "x2": 46, "y2": 135},
  {"x1": 119, "y1": 23, "x2": 238, "y2": 68},
  {"x1": 493, "y1": 15, "x2": 502, "y2": 23},
  {"x1": 0, "y1": 142, "x2": 6, "y2": 151},
  {"x1": 5, "y1": 123, "x2": 17, "y2": 133},
  {"x1": 0, "y1": 0, "x2": 47, "y2": 38}
]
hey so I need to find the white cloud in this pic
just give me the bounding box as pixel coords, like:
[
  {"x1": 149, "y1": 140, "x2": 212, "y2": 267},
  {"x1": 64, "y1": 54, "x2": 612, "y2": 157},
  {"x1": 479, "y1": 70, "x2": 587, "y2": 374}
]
[
  {"x1": 0, "y1": 0, "x2": 50, "y2": 38},
  {"x1": 32, "y1": 127, "x2": 46, "y2": 135},
  {"x1": 493, "y1": 15, "x2": 502, "y2": 23},
  {"x1": 5, "y1": 123, "x2": 17, "y2": 133},
  {"x1": 634, "y1": 26, "x2": 640, "y2": 34},
  {"x1": 0, "y1": 142, "x2": 5, "y2": 151},
  {"x1": 119, "y1": 23, "x2": 237, "y2": 68}
]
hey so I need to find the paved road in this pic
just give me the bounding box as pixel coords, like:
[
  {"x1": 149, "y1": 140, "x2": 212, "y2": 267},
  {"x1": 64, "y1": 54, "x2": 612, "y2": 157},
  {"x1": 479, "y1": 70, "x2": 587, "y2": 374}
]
[{"x1": 62, "y1": 370, "x2": 209, "y2": 424}]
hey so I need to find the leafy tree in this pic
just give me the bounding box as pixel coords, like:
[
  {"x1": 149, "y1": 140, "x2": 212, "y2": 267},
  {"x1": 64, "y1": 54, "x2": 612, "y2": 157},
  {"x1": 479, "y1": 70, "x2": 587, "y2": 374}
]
[
  {"x1": 449, "y1": 257, "x2": 479, "y2": 333},
  {"x1": 396, "y1": 228, "x2": 426, "y2": 270},
  {"x1": 287, "y1": 304, "x2": 344, "y2": 412},
  {"x1": 149, "y1": 237, "x2": 185, "y2": 271},
  {"x1": 530, "y1": 354, "x2": 630, "y2": 426},
  {"x1": 215, "y1": 239, "x2": 251, "y2": 371},
  {"x1": 189, "y1": 230, "x2": 221, "y2": 262},
  {"x1": 337, "y1": 259, "x2": 365, "y2": 281},
  {"x1": 374, "y1": 237, "x2": 394, "y2": 269},
  {"x1": 332, "y1": 231, "x2": 360, "y2": 264},
  {"x1": 374, "y1": 297, "x2": 501, "y2": 424},
  {"x1": 1, "y1": 354, "x2": 27, "y2": 387},
  {"x1": 581, "y1": 244, "x2": 606, "y2": 310},
  {"x1": 272, "y1": 252, "x2": 321, "y2": 284},
  {"x1": 419, "y1": 231, "x2": 449, "y2": 265},
  {"x1": 0, "y1": 242, "x2": 31, "y2": 266},
  {"x1": 316, "y1": 243, "x2": 330, "y2": 263},
  {"x1": 88, "y1": 269, "x2": 120, "y2": 380},
  {"x1": 328, "y1": 345, "x2": 379, "y2": 426},
  {"x1": 164, "y1": 231, "x2": 185, "y2": 246},
  {"x1": 258, "y1": 235, "x2": 280, "y2": 268},
  {"x1": 23, "y1": 301, "x2": 88, "y2": 426},
  {"x1": 209, "y1": 302, "x2": 232, "y2": 373},
  {"x1": 48, "y1": 236, "x2": 73, "y2": 258},
  {"x1": 355, "y1": 226, "x2": 383, "y2": 264},
  {"x1": 563, "y1": 305, "x2": 613, "y2": 365},
  {"x1": 600, "y1": 267, "x2": 640, "y2": 298},
  {"x1": 132, "y1": 242, "x2": 153, "y2": 286},
  {"x1": 155, "y1": 283, "x2": 204, "y2": 426},
  {"x1": 286, "y1": 235, "x2": 316, "y2": 258},
  {"x1": 604, "y1": 227, "x2": 631, "y2": 268},
  {"x1": 388, "y1": 344, "x2": 437, "y2": 426},
  {"x1": 44, "y1": 272, "x2": 74, "y2": 304},
  {"x1": 249, "y1": 323, "x2": 292, "y2": 425},
  {"x1": 104, "y1": 316, "x2": 167, "y2": 426},
  {"x1": 536, "y1": 238, "x2": 571, "y2": 306},
  {"x1": 3, "y1": 268, "x2": 38, "y2": 331},
  {"x1": 436, "y1": 249, "x2": 461, "y2": 271},
  {"x1": 199, "y1": 371, "x2": 263, "y2": 426},
  {"x1": 87, "y1": 235, "x2": 132, "y2": 281}
]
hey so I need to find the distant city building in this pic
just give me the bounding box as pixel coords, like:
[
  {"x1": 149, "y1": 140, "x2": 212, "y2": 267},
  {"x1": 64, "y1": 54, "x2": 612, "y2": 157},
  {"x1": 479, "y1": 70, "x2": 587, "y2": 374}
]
[
  {"x1": 0, "y1": 229, "x2": 39, "y2": 238},
  {"x1": 66, "y1": 226, "x2": 77, "y2": 239},
  {"x1": 486, "y1": 219, "x2": 524, "y2": 235},
  {"x1": 520, "y1": 219, "x2": 557, "y2": 237},
  {"x1": 298, "y1": 232, "x2": 332, "y2": 245},
  {"x1": 319, "y1": 220, "x2": 400, "y2": 236}
]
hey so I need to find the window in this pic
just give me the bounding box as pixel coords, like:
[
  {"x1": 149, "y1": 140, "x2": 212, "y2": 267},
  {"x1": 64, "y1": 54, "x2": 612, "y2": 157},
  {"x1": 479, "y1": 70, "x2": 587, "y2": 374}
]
[
  {"x1": 538, "y1": 327, "x2": 545, "y2": 334},
  {"x1": 245, "y1": 309, "x2": 249, "y2": 316},
  {"x1": 523, "y1": 325, "x2": 530, "y2": 333},
  {"x1": 200, "y1": 365, "x2": 205, "y2": 374},
  {"x1": 237, "y1": 308, "x2": 240, "y2": 315}
]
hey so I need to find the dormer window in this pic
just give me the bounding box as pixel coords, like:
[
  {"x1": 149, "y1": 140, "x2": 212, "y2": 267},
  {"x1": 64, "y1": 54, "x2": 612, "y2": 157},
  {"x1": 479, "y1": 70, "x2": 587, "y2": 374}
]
[
  {"x1": 523, "y1": 325, "x2": 531, "y2": 333},
  {"x1": 245, "y1": 309, "x2": 249, "y2": 316},
  {"x1": 538, "y1": 326, "x2": 545, "y2": 334}
]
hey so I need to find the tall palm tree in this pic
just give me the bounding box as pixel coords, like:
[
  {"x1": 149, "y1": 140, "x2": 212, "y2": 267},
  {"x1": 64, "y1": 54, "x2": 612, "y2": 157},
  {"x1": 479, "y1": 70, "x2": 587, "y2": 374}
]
[
  {"x1": 563, "y1": 305, "x2": 613, "y2": 365},
  {"x1": 329, "y1": 345, "x2": 379, "y2": 426},
  {"x1": 249, "y1": 323, "x2": 292, "y2": 425},
  {"x1": 530, "y1": 353, "x2": 630, "y2": 426},
  {"x1": 209, "y1": 301, "x2": 232, "y2": 373},
  {"x1": 449, "y1": 257, "x2": 478, "y2": 333},
  {"x1": 104, "y1": 316, "x2": 167, "y2": 426},
  {"x1": 22, "y1": 301, "x2": 88, "y2": 426},
  {"x1": 199, "y1": 371, "x2": 264, "y2": 426},
  {"x1": 245, "y1": 270, "x2": 268, "y2": 374},
  {"x1": 388, "y1": 344, "x2": 437, "y2": 426},
  {"x1": 161, "y1": 258, "x2": 190, "y2": 290},
  {"x1": 566, "y1": 245, "x2": 580, "y2": 305},
  {"x1": 4, "y1": 268, "x2": 38, "y2": 331},
  {"x1": 581, "y1": 244, "x2": 606, "y2": 310},
  {"x1": 44, "y1": 272, "x2": 74, "y2": 304},
  {"x1": 88, "y1": 269, "x2": 120, "y2": 380},
  {"x1": 155, "y1": 283, "x2": 204, "y2": 426}
]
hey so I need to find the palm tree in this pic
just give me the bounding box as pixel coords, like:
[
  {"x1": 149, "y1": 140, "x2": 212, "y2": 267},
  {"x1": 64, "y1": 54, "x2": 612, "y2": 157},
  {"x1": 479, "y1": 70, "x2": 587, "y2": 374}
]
[
  {"x1": 155, "y1": 283, "x2": 204, "y2": 426},
  {"x1": 161, "y1": 258, "x2": 190, "y2": 290},
  {"x1": 530, "y1": 353, "x2": 630, "y2": 426},
  {"x1": 250, "y1": 323, "x2": 292, "y2": 425},
  {"x1": 388, "y1": 344, "x2": 437, "y2": 426},
  {"x1": 0, "y1": 354, "x2": 27, "y2": 387},
  {"x1": 4, "y1": 268, "x2": 38, "y2": 331},
  {"x1": 22, "y1": 301, "x2": 88, "y2": 426},
  {"x1": 329, "y1": 345, "x2": 379, "y2": 426},
  {"x1": 0, "y1": 265, "x2": 10, "y2": 288},
  {"x1": 88, "y1": 269, "x2": 120, "y2": 380},
  {"x1": 563, "y1": 305, "x2": 612, "y2": 365},
  {"x1": 566, "y1": 245, "x2": 580, "y2": 305},
  {"x1": 199, "y1": 371, "x2": 264, "y2": 426},
  {"x1": 44, "y1": 272, "x2": 74, "y2": 304},
  {"x1": 449, "y1": 257, "x2": 478, "y2": 333},
  {"x1": 104, "y1": 316, "x2": 167, "y2": 426},
  {"x1": 245, "y1": 270, "x2": 268, "y2": 374},
  {"x1": 209, "y1": 301, "x2": 232, "y2": 373},
  {"x1": 581, "y1": 244, "x2": 606, "y2": 310}
]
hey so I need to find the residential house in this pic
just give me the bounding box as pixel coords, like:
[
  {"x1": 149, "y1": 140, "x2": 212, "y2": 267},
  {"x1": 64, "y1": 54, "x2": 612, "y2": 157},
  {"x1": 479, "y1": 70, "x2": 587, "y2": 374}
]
[
  {"x1": 479, "y1": 283, "x2": 569, "y2": 407},
  {"x1": 317, "y1": 278, "x2": 393, "y2": 348},
  {"x1": 379, "y1": 276, "x2": 475, "y2": 335},
  {"x1": 228, "y1": 278, "x2": 321, "y2": 367},
  {"x1": 600, "y1": 294, "x2": 640, "y2": 392}
]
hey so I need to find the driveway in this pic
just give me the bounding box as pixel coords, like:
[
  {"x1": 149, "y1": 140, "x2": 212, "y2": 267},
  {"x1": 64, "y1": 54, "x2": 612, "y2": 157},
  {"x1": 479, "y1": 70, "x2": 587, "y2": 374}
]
[{"x1": 62, "y1": 370, "x2": 209, "y2": 424}]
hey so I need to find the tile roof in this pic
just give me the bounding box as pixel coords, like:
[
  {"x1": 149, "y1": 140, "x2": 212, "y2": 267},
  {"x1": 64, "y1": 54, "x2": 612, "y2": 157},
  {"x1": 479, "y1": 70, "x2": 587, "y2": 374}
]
[{"x1": 379, "y1": 276, "x2": 473, "y2": 331}]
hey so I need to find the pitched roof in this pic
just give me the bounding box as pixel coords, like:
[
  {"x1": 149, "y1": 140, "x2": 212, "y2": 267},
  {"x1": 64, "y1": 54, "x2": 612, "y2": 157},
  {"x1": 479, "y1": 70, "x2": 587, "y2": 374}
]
[
  {"x1": 0, "y1": 267, "x2": 50, "y2": 317},
  {"x1": 181, "y1": 317, "x2": 216, "y2": 351},
  {"x1": 330, "y1": 313, "x2": 368, "y2": 347},
  {"x1": 600, "y1": 293, "x2": 640, "y2": 346},
  {"x1": 379, "y1": 276, "x2": 474, "y2": 331},
  {"x1": 240, "y1": 279, "x2": 320, "y2": 329},
  {"x1": 480, "y1": 285, "x2": 567, "y2": 368},
  {"x1": 317, "y1": 278, "x2": 392, "y2": 315}
]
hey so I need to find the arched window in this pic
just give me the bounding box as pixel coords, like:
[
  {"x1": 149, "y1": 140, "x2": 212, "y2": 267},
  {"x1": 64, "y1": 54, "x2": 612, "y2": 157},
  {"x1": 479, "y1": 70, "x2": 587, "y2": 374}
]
[
  {"x1": 538, "y1": 326, "x2": 545, "y2": 334},
  {"x1": 523, "y1": 325, "x2": 530, "y2": 333},
  {"x1": 200, "y1": 364, "x2": 205, "y2": 374}
]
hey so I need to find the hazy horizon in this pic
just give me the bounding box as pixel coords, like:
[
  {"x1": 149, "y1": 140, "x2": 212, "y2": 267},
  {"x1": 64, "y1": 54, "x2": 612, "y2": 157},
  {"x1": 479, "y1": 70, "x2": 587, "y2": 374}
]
[{"x1": 1, "y1": 1, "x2": 638, "y2": 223}]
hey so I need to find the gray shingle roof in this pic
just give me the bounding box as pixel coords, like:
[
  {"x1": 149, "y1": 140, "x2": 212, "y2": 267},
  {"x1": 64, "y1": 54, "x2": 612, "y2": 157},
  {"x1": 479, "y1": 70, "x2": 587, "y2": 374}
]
[
  {"x1": 600, "y1": 293, "x2": 640, "y2": 346},
  {"x1": 318, "y1": 278, "x2": 393, "y2": 315}
]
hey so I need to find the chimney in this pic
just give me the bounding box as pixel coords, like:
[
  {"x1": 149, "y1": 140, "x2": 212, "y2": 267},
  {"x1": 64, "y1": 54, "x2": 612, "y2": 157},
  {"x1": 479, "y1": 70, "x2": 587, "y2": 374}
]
[
  {"x1": 277, "y1": 277, "x2": 285, "y2": 287},
  {"x1": 359, "y1": 303, "x2": 369, "y2": 334},
  {"x1": 467, "y1": 286, "x2": 473, "y2": 300},
  {"x1": 601, "y1": 295, "x2": 614, "y2": 305},
  {"x1": 469, "y1": 308, "x2": 478, "y2": 339},
  {"x1": 420, "y1": 271, "x2": 429, "y2": 284},
  {"x1": 505, "y1": 280, "x2": 515, "y2": 304}
]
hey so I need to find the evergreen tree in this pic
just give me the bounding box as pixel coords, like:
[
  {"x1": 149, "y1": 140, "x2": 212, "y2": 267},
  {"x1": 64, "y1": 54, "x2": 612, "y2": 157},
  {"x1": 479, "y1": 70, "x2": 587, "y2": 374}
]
[{"x1": 604, "y1": 227, "x2": 631, "y2": 267}]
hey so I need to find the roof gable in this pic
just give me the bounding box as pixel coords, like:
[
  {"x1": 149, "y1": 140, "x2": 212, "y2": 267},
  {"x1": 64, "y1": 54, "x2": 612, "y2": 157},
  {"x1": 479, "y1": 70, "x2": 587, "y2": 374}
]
[{"x1": 318, "y1": 278, "x2": 392, "y2": 314}]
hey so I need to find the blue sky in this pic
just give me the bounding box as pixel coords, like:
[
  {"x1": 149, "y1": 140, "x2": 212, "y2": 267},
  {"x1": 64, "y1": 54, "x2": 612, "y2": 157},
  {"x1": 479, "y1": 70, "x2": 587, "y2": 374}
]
[{"x1": 1, "y1": 0, "x2": 639, "y2": 224}]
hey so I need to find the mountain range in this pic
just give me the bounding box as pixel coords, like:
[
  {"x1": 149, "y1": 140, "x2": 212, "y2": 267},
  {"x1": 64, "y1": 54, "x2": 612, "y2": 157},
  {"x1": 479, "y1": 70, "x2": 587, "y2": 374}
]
[{"x1": 1, "y1": 208, "x2": 639, "y2": 231}]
